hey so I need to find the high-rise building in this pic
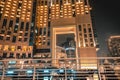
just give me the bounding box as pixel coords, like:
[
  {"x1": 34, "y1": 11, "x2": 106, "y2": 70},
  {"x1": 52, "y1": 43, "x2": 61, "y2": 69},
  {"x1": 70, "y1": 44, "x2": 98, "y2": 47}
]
[
  {"x1": 0, "y1": 0, "x2": 114, "y2": 80},
  {"x1": 35, "y1": 0, "x2": 97, "y2": 69},
  {"x1": 108, "y1": 36, "x2": 120, "y2": 57},
  {"x1": 0, "y1": 0, "x2": 34, "y2": 59},
  {"x1": 0, "y1": 0, "x2": 97, "y2": 69}
]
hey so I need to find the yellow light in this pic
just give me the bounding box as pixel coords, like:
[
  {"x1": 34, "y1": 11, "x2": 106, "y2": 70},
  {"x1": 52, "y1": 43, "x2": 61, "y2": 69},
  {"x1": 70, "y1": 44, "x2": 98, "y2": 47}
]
[{"x1": 11, "y1": 46, "x2": 15, "y2": 51}]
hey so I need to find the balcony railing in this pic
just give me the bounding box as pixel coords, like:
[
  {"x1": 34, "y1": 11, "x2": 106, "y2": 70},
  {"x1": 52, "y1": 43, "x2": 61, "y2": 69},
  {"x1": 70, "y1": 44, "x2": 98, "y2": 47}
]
[{"x1": 0, "y1": 57, "x2": 120, "y2": 80}]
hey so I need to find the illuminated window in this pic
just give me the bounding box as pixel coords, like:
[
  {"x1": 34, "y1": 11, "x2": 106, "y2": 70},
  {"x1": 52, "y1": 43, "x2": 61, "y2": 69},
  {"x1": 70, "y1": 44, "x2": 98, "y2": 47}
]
[
  {"x1": 11, "y1": 46, "x2": 15, "y2": 51},
  {"x1": 23, "y1": 46, "x2": 27, "y2": 51},
  {"x1": 4, "y1": 45, "x2": 8, "y2": 51}
]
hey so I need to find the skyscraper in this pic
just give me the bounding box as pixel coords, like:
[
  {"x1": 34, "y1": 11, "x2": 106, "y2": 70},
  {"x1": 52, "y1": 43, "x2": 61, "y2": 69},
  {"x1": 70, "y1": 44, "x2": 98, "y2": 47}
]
[
  {"x1": 108, "y1": 36, "x2": 120, "y2": 57},
  {"x1": 0, "y1": 0, "x2": 97, "y2": 69},
  {"x1": 35, "y1": 0, "x2": 97, "y2": 69},
  {"x1": 0, "y1": 0, "x2": 106, "y2": 80},
  {"x1": 0, "y1": 0, "x2": 34, "y2": 59}
]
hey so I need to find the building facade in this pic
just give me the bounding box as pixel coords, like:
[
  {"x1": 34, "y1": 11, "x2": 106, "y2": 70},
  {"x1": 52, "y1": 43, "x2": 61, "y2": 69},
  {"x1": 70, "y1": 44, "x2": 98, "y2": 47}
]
[
  {"x1": 108, "y1": 36, "x2": 120, "y2": 57},
  {"x1": 0, "y1": 0, "x2": 34, "y2": 59},
  {"x1": 35, "y1": 0, "x2": 97, "y2": 69},
  {"x1": 0, "y1": 0, "x2": 97, "y2": 69}
]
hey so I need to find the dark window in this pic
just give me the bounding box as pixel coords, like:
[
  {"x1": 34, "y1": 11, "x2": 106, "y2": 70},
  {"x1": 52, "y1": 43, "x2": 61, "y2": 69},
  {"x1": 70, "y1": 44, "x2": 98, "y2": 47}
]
[
  {"x1": 73, "y1": 11, "x2": 75, "y2": 17},
  {"x1": 18, "y1": 3, "x2": 22, "y2": 8},
  {"x1": 43, "y1": 28, "x2": 46, "y2": 35},
  {"x1": 30, "y1": 32, "x2": 33, "y2": 37},
  {"x1": 48, "y1": 31, "x2": 50, "y2": 37},
  {"x1": 84, "y1": 34, "x2": 87, "y2": 38},
  {"x1": 85, "y1": 39, "x2": 88, "y2": 42},
  {"x1": 18, "y1": 38, "x2": 22, "y2": 41},
  {"x1": 1, "y1": 30, "x2": 5, "y2": 34},
  {"x1": 43, "y1": 42, "x2": 46, "y2": 45},
  {"x1": 84, "y1": 28, "x2": 86, "y2": 33},
  {"x1": 28, "y1": 53, "x2": 31, "y2": 58},
  {"x1": 41, "y1": 1, "x2": 44, "y2": 5},
  {"x1": 84, "y1": 0, "x2": 87, "y2": 5},
  {"x1": 47, "y1": 41, "x2": 50, "y2": 46},
  {"x1": 0, "y1": 14, "x2": 2, "y2": 20},
  {"x1": 19, "y1": 33, "x2": 22, "y2": 36},
  {"x1": 3, "y1": 0, "x2": 6, "y2": 2},
  {"x1": 60, "y1": 0, "x2": 62, "y2": 9},
  {"x1": 12, "y1": 36, "x2": 16, "y2": 42},
  {"x1": 22, "y1": 53, "x2": 26, "y2": 58},
  {"x1": 7, "y1": 31, "x2": 11, "y2": 35},
  {"x1": 17, "y1": 46, "x2": 21, "y2": 50},
  {"x1": 0, "y1": 6, "x2": 1, "y2": 11},
  {"x1": 90, "y1": 44, "x2": 94, "y2": 47},
  {"x1": 86, "y1": 44, "x2": 88, "y2": 47},
  {"x1": 79, "y1": 33, "x2": 82, "y2": 36},
  {"x1": 9, "y1": 20, "x2": 13, "y2": 27},
  {"x1": 36, "y1": 49, "x2": 50, "y2": 53},
  {"x1": 26, "y1": 22, "x2": 29, "y2": 31},
  {"x1": 17, "y1": 12, "x2": 19, "y2": 15},
  {"x1": 90, "y1": 39, "x2": 93, "y2": 42},
  {"x1": 24, "y1": 38, "x2": 28, "y2": 42},
  {"x1": 16, "y1": 18, "x2": 19, "y2": 23},
  {"x1": 72, "y1": 0, "x2": 74, "y2": 4},
  {"x1": 6, "y1": 37, "x2": 10, "y2": 40},
  {"x1": 24, "y1": 33, "x2": 28, "y2": 36},
  {"x1": 9, "y1": 53, "x2": 14, "y2": 58},
  {"x1": 16, "y1": 53, "x2": 20, "y2": 58},
  {"x1": 45, "y1": 1, "x2": 47, "y2": 5},
  {"x1": 89, "y1": 34, "x2": 92, "y2": 37},
  {"x1": 0, "y1": 36, "x2": 3, "y2": 40},
  {"x1": 3, "y1": 52, "x2": 7, "y2": 58},
  {"x1": 43, "y1": 37, "x2": 45, "y2": 40},
  {"x1": 48, "y1": 21, "x2": 50, "y2": 27},
  {"x1": 88, "y1": 28, "x2": 91, "y2": 32},
  {"x1": 79, "y1": 25, "x2": 82, "y2": 31},
  {"x1": 20, "y1": 22, "x2": 24, "y2": 30},
  {"x1": 39, "y1": 28, "x2": 42, "y2": 35},
  {"x1": 2, "y1": 19, "x2": 7, "y2": 27},
  {"x1": 14, "y1": 25, "x2": 18, "y2": 33}
]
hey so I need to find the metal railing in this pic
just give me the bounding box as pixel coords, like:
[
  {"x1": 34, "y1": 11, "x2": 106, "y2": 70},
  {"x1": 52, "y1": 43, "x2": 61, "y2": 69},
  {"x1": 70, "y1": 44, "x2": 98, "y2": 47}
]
[{"x1": 0, "y1": 57, "x2": 120, "y2": 80}]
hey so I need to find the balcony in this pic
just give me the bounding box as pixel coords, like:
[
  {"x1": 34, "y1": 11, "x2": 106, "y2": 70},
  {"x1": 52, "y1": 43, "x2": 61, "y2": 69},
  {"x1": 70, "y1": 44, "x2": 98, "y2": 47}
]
[{"x1": 0, "y1": 57, "x2": 120, "y2": 80}]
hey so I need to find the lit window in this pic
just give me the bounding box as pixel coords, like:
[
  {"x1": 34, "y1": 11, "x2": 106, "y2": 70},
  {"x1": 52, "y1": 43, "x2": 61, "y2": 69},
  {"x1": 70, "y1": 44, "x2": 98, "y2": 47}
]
[{"x1": 4, "y1": 45, "x2": 9, "y2": 51}]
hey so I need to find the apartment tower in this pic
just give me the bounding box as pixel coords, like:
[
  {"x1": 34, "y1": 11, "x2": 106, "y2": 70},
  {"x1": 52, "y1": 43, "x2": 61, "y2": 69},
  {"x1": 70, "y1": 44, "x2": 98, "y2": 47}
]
[
  {"x1": 35, "y1": 0, "x2": 97, "y2": 69},
  {"x1": 0, "y1": 0, "x2": 34, "y2": 59},
  {"x1": 108, "y1": 36, "x2": 120, "y2": 57}
]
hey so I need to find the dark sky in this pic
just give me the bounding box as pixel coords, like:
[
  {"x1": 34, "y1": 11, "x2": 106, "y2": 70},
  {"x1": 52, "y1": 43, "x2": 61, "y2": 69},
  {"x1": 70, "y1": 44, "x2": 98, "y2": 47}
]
[{"x1": 90, "y1": 0, "x2": 120, "y2": 56}]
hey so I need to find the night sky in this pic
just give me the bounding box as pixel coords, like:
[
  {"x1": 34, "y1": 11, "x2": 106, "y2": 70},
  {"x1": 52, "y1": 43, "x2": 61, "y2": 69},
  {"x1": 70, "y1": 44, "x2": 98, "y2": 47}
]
[{"x1": 90, "y1": 0, "x2": 120, "y2": 56}]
